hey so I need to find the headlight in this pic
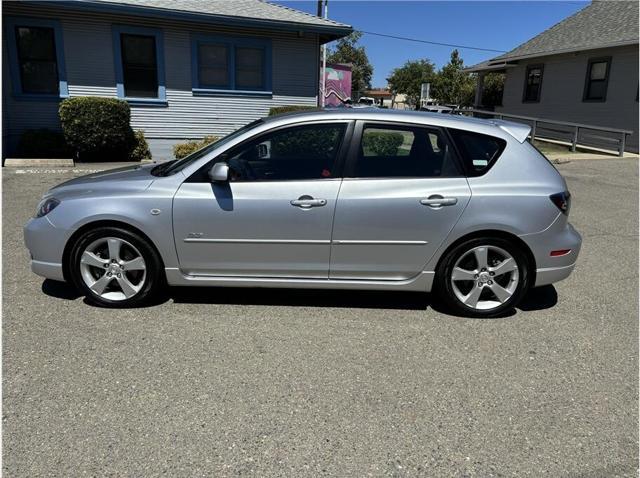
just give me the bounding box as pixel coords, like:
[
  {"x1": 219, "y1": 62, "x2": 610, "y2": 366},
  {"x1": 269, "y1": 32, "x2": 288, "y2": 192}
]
[{"x1": 35, "y1": 197, "x2": 60, "y2": 218}]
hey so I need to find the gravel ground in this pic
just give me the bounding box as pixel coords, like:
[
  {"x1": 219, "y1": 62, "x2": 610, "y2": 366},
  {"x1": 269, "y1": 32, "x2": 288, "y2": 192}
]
[{"x1": 3, "y1": 159, "x2": 638, "y2": 477}]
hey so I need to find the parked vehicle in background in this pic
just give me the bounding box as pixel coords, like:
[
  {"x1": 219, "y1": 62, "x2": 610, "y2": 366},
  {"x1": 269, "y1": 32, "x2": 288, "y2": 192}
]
[{"x1": 24, "y1": 110, "x2": 581, "y2": 317}]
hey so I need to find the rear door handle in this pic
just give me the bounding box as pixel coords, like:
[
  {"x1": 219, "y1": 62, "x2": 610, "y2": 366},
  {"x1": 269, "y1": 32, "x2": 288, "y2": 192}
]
[
  {"x1": 290, "y1": 196, "x2": 327, "y2": 208},
  {"x1": 420, "y1": 195, "x2": 458, "y2": 207}
]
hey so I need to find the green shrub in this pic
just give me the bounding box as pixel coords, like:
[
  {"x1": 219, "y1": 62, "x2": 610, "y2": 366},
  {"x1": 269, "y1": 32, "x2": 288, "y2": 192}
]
[
  {"x1": 362, "y1": 131, "x2": 404, "y2": 156},
  {"x1": 271, "y1": 126, "x2": 342, "y2": 159},
  {"x1": 268, "y1": 105, "x2": 318, "y2": 116},
  {"x1": 129, "y1": 130, "x2": 152, "y2": 162},
  {"x1": 59, "y1": 97, "x2": 136, "y2": 161},
  {"x1": 173, "y1": 135, "x2": 219, "y2": 159},
  {"x1": 17, "y1": 129, "x2": 71, "y2": 158}
]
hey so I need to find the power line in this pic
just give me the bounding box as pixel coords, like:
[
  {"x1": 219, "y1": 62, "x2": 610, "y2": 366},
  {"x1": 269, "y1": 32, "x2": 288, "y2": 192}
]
[{"x1": 357, "y1": 30, "x2": 507, "y2": 53}]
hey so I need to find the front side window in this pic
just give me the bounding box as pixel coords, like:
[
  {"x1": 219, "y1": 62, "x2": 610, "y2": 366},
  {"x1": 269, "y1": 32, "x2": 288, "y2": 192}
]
[
  {"x1": 352, "y1": 125, "x2": 460, "y2": 178},
  {"x1": 449, "y1": 129, "x2": 506, "y2": 176},
  {"x1": 583, "y1": 58, "x2": 611, "y2": 101},
  {"x1": 224, "y1": 123, "x2": 346, "y2": 181},
  {"x1": 192, "y1": 36, "x2": 271, "y2": 93},
  {"x1": 523, "y1": 64, "x2": 543, "y2": 102}
]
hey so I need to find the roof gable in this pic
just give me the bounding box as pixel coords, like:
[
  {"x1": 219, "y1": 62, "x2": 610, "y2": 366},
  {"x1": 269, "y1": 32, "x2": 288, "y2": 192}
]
[{"x1": 494, "y1": 1, "x2": 638, "y2": 62}]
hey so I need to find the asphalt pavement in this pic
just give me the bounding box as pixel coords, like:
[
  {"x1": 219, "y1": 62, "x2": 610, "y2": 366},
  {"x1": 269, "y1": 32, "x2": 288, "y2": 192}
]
[{"x1": 2, "y1": 158, "x2": 638, "y2": 477}]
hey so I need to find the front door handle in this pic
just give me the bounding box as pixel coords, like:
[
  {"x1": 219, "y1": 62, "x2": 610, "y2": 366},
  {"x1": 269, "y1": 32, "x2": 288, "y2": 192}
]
[
  {"x1": 420, "y1": 195, "x2": 458, "y2": 208},
  {"x1": 290, "y1": 195, "x2": 327, "y2": 208}
]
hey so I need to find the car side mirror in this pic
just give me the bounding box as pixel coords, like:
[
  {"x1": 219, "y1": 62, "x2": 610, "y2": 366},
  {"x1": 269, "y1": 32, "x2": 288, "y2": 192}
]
[{"x1": 208, "y1": 162, "x2": 229, "y2": 182}]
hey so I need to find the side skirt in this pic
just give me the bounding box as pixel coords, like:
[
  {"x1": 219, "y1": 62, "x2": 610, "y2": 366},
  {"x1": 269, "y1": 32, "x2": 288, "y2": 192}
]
[{"x1": 164, "y1": 268, "x2": 435, "y2": 292}]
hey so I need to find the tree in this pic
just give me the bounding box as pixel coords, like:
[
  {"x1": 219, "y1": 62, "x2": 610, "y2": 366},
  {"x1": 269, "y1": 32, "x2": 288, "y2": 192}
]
[
  {"x1": 431, "y1": 49, "x2": 475, "y2": 107},
  {"x1": 386, "y1": 59, "x2": 436, "y2": 108},
  {"x1": 481, "y1": 73, "x2": 505, "y2": 108},
  {"x1": 326, "y1": 32, "x2": 373, "y2": 100}
]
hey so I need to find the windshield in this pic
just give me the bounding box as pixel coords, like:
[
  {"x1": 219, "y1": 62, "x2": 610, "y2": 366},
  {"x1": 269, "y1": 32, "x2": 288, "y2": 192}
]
[{"x1": 152, "y1": 119, "x2": 264, "y2": 177}]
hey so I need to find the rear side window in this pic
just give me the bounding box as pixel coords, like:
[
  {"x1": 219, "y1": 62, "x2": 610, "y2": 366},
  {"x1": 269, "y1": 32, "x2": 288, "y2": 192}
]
[
  {"x1": 449, "y1": 129, "x2": 506, "y2": 176},
  {"x1": 352, "y1": 124, "x2": 461, "y2": 178}
]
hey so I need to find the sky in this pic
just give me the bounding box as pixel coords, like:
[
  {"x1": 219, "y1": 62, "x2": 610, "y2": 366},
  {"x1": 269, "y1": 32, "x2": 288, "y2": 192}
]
[{"x1": 277, "y1": 1, "x2": 588, "y2": 87}]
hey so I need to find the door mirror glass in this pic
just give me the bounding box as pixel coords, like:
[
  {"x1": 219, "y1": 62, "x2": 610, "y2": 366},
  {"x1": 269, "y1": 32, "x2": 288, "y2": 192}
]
[{"x1": 209, "y1": 162, "x2": 229, "y2": 182}]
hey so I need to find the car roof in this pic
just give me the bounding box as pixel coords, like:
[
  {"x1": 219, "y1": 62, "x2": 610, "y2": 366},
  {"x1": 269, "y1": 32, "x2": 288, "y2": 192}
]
[{"x1": 265, "y1": 108, "x2": 530, "y2": 143}]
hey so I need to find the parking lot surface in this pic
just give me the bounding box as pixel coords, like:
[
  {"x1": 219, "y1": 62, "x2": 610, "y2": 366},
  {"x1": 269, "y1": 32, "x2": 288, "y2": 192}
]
[{"x1": 3, "y1": 159, "x2": 638, "y2": 477}]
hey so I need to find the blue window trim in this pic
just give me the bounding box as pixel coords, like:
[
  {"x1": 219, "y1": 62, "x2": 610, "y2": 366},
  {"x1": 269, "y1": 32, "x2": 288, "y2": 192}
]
[
  {"x1": 191, "y1": 34, "x2": 272, "y2": 96},
  {"x1": 112, "y1": 25, "x2": 167, "y2": 106},
  {"x1": 4, "y1": 16, "x2": 69, "y2": 100}
]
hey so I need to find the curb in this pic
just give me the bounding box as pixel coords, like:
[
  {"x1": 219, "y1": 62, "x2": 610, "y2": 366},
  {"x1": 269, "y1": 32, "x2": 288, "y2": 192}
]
[{"x1": 4, "y1": 158, "x2": 74, "y2": 167}]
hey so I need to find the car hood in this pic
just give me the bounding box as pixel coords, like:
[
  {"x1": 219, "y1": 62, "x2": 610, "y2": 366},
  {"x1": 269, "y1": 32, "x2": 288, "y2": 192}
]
[{"x1": 48, "y1": 164, "x2": 157, "y2": 197}]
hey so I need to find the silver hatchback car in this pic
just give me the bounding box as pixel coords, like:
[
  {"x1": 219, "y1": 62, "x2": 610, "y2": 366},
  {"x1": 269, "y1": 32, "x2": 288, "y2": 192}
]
[{"x1": 24, "y1": 110, "x2": 581, "y2": 317}]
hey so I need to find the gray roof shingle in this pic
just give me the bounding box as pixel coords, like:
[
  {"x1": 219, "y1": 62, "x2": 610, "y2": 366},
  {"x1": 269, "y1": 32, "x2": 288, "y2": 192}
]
[
  {"x1": 90, "y1": 0, "x2": 351, "y2": 30},
  {"x1": 493, "y1": 1, "x2": 638, "y2": 61}
]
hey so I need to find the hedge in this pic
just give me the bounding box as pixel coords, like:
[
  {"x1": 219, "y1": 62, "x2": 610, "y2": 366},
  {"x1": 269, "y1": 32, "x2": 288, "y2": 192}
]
[
  {"x1": 17, "y1": 129, "x2": 71, "y2": 158},
  {"x1": 173, "y1": 135, "x2": 219, "y2": 160},
  {"x1": 268, "y1": 105, "x2": 318, "y2": 116},
  {"x1": 362, "y1": 131, "x2": 405, "y2": 156},
  {"x1": 59, "y1": 97, "x2": 149, "y2": 161}
]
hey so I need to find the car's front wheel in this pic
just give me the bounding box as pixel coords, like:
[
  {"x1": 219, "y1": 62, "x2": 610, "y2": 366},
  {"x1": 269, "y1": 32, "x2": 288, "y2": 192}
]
[
  {"x1": 69, "y1": 227, "x2": 163, "y2": 307},
  {"x1": 436, "y1": 237, "x2": 531, "y2": 317}
]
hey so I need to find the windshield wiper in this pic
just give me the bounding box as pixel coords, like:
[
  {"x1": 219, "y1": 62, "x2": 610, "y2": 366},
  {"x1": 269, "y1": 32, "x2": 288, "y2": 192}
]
[{"x1": 151, "y1": 160, "x2": 177, "y2": 177}]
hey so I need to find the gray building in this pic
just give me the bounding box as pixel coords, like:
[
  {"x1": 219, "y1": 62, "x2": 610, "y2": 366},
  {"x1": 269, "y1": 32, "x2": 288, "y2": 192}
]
[
  {"x1": 2, "y1": 0, "x2": 351, "y2": 159},
  {"x1": 467, "y1": 1, "x2": 639, "y2": 152}
]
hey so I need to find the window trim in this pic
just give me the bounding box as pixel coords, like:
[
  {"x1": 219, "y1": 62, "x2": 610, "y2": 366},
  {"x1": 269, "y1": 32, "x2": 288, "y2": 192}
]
[
  {"x1": 522, "y1": 63, "x2": 544, "y2": 103},
  {"x1": 112, "y1": 25, "x2": 167, "y2": 105},
  {"x1": 186, "y1": 120, "x2": 354, "y2": 183},
  {"x1": 583, "y1": 56, "x2": 611, "y2": 103},
  {"x1": 191, "y1": 34, "x2": 272, "y2": 97},
  {"x1": 4, "y1": 16, "x2": 69, "y2": 100},
  {"x1": 342, "y1": 120, "x2": 465, "y2": 180}
]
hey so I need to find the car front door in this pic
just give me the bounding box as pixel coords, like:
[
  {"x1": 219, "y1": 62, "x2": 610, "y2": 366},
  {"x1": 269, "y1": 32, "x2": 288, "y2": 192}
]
[
  {"x1": 173, "y1": 121, "x2": 351, "y2": 278},
  {"x1": 329, "y1": 121, "x2": 471, "y2": 280}
]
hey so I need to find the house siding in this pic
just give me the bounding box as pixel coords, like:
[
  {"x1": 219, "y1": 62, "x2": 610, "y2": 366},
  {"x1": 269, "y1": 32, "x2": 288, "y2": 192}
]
[
  {"x1": 3, "y1": 2, "x2": 320, "y2": 159},
  {"x1": 496, "y1": 45, "x2": 639, "y2": 152}
]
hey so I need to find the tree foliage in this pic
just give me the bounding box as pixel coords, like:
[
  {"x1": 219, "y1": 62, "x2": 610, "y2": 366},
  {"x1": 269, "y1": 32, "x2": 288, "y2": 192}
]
[
  {"x1": 386, "y1": 59, "x2": 436, "y2": 108},
  {"x1": 326, "y1": 31, "x2": 373, "y2": 100},
  {"x1": 431, "y1": 49, "x2": 475, "y2": 107},
  {"x1": 481, "y1": 73, "x2": 505, "y2": 108}
]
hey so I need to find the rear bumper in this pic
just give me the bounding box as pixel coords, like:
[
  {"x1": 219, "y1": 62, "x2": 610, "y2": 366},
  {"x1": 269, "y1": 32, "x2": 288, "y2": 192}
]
[
  {"x1": 534, "y1": 262, "x2": 577, "y2": 287},
  {"x1": 519, "y1": 216, "x2": 582, "y2": 287}
]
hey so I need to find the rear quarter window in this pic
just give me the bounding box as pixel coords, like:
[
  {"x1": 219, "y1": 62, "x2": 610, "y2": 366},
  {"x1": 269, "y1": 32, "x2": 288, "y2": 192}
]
[{"x1": 449, "y1": 129, "x2": 507, "y2": 176}]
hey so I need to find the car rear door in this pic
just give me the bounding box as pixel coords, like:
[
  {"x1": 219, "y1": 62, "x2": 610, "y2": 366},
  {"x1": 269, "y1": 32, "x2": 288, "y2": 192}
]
[
  {"x1": 329, "y1": 120, "x2": 471, "y2": 280},
  {"x1": 173, "y1": 121, "x2": 352, "y2": 278}
]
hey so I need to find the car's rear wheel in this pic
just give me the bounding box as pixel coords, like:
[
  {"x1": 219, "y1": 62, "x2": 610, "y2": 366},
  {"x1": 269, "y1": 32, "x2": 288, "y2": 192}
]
[
  {"x1": 69, "y1": 227, "x2": 163, "y2": 307},
  {"x1": 436, "y1": 237, "x2": 531, "y2": 317}
]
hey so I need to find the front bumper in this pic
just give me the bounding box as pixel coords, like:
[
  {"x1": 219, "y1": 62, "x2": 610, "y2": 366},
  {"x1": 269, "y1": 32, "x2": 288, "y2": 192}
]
[{"x1": 24, "y1": 216, "x2": 67, "y2": 282}]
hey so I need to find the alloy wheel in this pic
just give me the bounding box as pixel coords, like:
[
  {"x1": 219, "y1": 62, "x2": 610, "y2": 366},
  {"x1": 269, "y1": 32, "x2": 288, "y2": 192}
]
[
  {"x1": 79, "y1": 237, "x2": 147, "y2": 301},
  {"x1": 450, "y1": 245, "x2": 520, "y2": 311}
]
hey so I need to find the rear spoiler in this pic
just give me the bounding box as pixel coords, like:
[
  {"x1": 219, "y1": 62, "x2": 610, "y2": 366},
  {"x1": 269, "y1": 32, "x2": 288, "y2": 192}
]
[{"x1": 488, "y1": 119, "x2": 531, "y2": 143}]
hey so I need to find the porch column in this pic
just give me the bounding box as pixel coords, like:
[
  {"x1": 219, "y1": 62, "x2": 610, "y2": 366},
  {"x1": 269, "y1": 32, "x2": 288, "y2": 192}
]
[{"x1": 474, "y1": 72, "x2": 485, "y2": 109}]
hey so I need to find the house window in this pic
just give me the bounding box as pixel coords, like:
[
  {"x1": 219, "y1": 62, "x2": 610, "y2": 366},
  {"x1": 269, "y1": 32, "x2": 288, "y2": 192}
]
[
  {"x1": 583, "y1": 57, "x2": 611, "y2": 102},
  {"x1": 192, "y1": 35, "x2": 272, "y2": 95},
  {"x1": 5, "y1": 17, "x2": 68, "y2": 98},
  {"x1": 198, "y1": 43, "x2": 229, "y2": 88},
  {"x1": 112, "y1": 26, "x2": 166, "y2": 104},
  {"x1": 523, "y1": 64, "x2": 543, "y2": 102}
]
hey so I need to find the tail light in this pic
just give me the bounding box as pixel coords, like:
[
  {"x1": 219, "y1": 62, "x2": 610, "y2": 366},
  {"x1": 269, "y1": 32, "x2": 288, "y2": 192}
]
[{"x1": 550, "y1": 191, "x2": 571, "y2": 215}]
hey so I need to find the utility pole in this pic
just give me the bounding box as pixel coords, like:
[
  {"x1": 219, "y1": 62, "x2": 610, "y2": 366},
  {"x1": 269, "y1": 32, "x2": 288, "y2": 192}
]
[{"x1": 320, "y1": 0, "x2": 328, "y2": 108}]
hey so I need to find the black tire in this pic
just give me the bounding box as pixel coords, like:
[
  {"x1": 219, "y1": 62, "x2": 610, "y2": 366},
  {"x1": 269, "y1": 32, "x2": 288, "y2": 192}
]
[
  {"x1": 435, "y1": 236, "x2": 531, "y2": 318},
  {"x1": 69, "y1": 226, "x2": 164, "y2": 307}
]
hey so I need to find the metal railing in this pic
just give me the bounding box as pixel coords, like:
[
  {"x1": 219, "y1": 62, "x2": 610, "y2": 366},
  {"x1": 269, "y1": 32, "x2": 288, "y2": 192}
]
[{"x1": 455, "y1": 109, "x2": 634, "y2": 157}]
